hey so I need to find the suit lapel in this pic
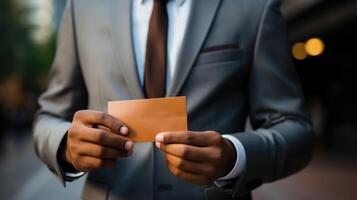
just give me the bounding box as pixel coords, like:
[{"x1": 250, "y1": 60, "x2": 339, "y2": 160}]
[
  {"x1": 109, "y1": 0, "x2": 222, "y2": 98},
  {"x1": 166, "y1": 0, "x2": 222, "y2": 97},
  {"x1": 110, "y1": 0, "x2": 145, "y2": 99}
]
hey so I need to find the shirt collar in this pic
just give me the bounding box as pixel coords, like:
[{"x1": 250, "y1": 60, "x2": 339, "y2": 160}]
[{"x1": 139, "y1": 0, "x2": 186, "y2": 7}]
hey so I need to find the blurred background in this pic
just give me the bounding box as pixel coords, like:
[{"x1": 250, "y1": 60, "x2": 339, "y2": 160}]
[{"x1": 0, "y1": 0, "x2": 356, "y2": 199}]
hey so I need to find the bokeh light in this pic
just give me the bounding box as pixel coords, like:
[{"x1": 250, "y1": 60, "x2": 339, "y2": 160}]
[
  {"x1": 305, "y1": 38, "x2": 325, "y2": 56},
  {"x1": 292, "y1": 42, "x2": 308, "y2": 60}
]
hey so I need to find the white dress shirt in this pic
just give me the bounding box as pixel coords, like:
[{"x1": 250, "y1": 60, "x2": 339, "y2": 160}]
[
  {"x1": 132, "y1": 0, "x2": 190, "y2": 87},
  {"x1": 64, "y1": 0, "x2": 247, "y2": 184},
  {"x1": 131, "y1": 0, "x2": 247, "y2": 183}
]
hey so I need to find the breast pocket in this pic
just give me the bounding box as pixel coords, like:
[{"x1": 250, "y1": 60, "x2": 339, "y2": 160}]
[{"x1": 195, "y1": 48, "x2": 243, "y2": 66}]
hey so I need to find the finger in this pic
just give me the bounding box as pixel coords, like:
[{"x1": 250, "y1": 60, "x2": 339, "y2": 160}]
[
  {"x1": 75, "y1": 110, "x2": 128, "y2": 135},
  {"x1": 77, "y1": 142, "x2": 132, "y2": 158},
  {"x1": 165, "y1": 153, "x2": 214, "y2": 175},
  {"x1": 157, "y1": 143, "x2": 209, "y2": 162},
  {"x1": 167, "y1": 162, "x2": 210, "y2": 186},
  {"x1": 74, "y1": 156, "x2": 116, "y2": 172},
  {"x1": 78, "y1": 126, "x2": 134, "y2": 151},
  {"x1": 95, "y1": 124, "x2": 129, "y2": 137},
  {"x1": 156, "y1": 131, "x2": 218, "y2": 147}
]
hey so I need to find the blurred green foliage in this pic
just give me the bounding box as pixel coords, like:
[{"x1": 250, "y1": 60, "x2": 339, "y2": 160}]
[{"x1": 0, "y1": 0, "x2": 55, "y2": 93}]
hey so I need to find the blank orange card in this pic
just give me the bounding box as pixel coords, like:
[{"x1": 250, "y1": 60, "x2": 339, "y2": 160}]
[{"x1": 108, "y1": 96, "x2": 188, "y2": 143}]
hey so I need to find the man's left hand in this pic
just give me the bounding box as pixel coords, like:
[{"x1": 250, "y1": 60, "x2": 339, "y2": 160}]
[{"x1": 155, "y1": 131, "x2": 236, "y2": 185}]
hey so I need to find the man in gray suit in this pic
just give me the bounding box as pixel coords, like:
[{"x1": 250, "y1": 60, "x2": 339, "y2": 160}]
[{"x1": 33, "y1": 0, "x2": 314, "y2": 199}]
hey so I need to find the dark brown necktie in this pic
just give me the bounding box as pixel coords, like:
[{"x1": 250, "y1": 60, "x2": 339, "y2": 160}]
[{"x1": 144, "y1": 0, "x2": 168, "y2": 98}]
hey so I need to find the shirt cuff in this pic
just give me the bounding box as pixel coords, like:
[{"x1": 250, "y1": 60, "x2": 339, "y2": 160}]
[
  {"x1": 215, "y1": 134, "x2": 247, "y2": 187},
  {"x1": 63, "y1": 171, "x2": 86, "y2": 181}
]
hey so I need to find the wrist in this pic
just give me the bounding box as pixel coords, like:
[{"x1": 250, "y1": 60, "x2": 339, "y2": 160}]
[
  {"x1": 217, "y1": 135, "x2": 247, "y2": 181},
  {"x1": 59, "y1": 133, "x2": 70, "y2": 163},
  {"x1": 221, "y1": 138, "x2": 237, "y2": 177},
  {"x1": 58, "y1": 133, "x2": 78, "y2": 173}
]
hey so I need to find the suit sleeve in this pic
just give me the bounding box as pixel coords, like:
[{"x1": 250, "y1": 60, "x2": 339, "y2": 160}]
[
  {"x1": 229, "y1": 0, "x2": 315, "y2": 197},
  {"x1": 32, "y1": 0, "x2": 88, "y2": 185}
]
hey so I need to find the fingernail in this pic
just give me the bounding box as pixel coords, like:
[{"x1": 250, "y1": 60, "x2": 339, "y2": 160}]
[
  {"x1": 120, "y1": 126, "x2": 129, "y2": 135},
  {"x1": 125, "y1": 141, "x2": 133, "y2": 151},
  {"x1": 155, "y1": 141, "x2": 161, "y2": 149},
  {"x1": 156, "y1": 134, "x2": 164, "y2": 143}
]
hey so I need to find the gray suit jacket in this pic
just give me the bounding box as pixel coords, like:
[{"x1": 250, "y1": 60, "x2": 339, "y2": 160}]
[{"x1": 33, "y1": 0, "x2": 314, "y2": 199}]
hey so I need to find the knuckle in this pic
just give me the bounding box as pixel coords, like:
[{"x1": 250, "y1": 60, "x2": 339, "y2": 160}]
[
  {"x1": 175, "y1": 170, "x2": 182, "y2": 177},
  {"x1": 101, "y1": 114, "x2": 121, "y2": 132},
  {"x1": 185, "y1": 132, "x2": 193, "y2": 143},
  {"x1": 73, "y1": 110, "x2": 82, "y2": 119},
  {"x1": 171, "y1": 169, "x2": 178, "y2": 176},
  {"x1": 69, "y1": 125, "x2": 86, "y2": 140},
  {"x1": 95, "y1": 131, "x2": 107, "y2": 143},
  {"x1": 169, "y1": 164, "x2": 180, "y2": 176},
  {"x1": 112, "y1": 121, "x2": 122, "y2": 132},
  {"x1": 114, "y1": 124, "x2": 121, "y2": 133},
  {"x1": 210, "y1": 131, "x2": 221, "y2": 143},
  {"x1": 181, "y1": 147, "x2": 190, "y2": 158},
  {"x1": 106, "y1": 114, "x2": 119, "y2": 129},
  {"x1": 99, "y1": 112, "x2": 108, "y2": 122},
  {"x1": 74, "y1": 110, "x2": 87, "y2": 121},
  {"x1": 176, "y1": 159, "x2": 185, "y2": 170},
  {"x1": 97, "y1": 147, "x2": 105, "y2": 156},
  {"x1": 90, "y1": 130, "x2": 104, "y2": 143},
  {"x1": 68, "y1": 126, "x2": 77, "y2": 137},
  {"x1": 68, "y1": 126, "x2": 74, "y2": 134}
]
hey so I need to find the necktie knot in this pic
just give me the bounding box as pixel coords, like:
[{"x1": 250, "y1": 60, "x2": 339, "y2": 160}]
[{"x1": 154, "y1": 0, "x2": 167, "y2": 4}]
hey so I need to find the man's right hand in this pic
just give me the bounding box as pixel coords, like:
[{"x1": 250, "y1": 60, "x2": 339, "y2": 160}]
[{"x1": 63, "y1": 110, "x2": 134, "y2": 172}]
